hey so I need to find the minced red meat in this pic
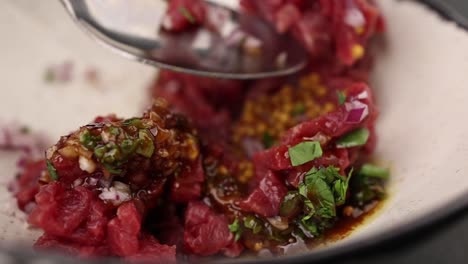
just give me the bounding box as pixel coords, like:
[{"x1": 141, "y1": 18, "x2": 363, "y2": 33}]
[{"x1": 12, "y1": 0, "x2": 389, "y2": 262}]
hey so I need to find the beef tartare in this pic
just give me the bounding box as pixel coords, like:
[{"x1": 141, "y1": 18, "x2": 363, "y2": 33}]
[{"x1": 12, "y1": 0, "x2": 388, "y2": 262}]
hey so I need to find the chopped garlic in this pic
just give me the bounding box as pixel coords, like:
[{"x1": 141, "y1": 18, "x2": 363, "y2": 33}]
[
  {"x1": 46, "y1": 145, "x2": 57, "y2": 159},
  {"x1": 101, "y1": 130, "x2": 110, "y2": 143},
  {"x1": 78, "y1": 156, "x2": 96, "y2": 173},
  {"x1": 98, "y1": 181, "x2": 132, "y2": 206}
]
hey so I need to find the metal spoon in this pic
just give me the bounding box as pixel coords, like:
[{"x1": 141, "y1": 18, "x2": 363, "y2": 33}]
[{"x1": 60, "y1": 0, "x2": 307, "y2": 79}]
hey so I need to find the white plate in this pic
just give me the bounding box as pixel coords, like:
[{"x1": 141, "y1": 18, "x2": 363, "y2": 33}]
[{"x1": 1, "y1": 0, "x2": 468, "y2": 262}]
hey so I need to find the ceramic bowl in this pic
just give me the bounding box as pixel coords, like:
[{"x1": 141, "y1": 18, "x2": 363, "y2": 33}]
[{"x1": 0, "y1": 0, "x2": 467, "y2": 263}]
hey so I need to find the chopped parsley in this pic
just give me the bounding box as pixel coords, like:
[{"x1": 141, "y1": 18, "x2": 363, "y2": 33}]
[
  {"x1": 46, "y1": 160, "x2": 59, "y2": 181},
  {"x1": 288, "y1": 141, "x2": 323, "y2": 166},
  {"x1": 336, "y1": 128, "x2": 370, "y2": 148},
  {"x1": 351, "y1": 164, "x2": 389, "y2": 207},
  {"x1": 333, "y1": 168, "x2": 353, "y2": 206},
  {"x1": 359, "y1": 164, "x2": 389, "y2": 180},
  {"x1": 337, "y1": 91, "x2": 346, "y2": 105},
  {"x1": 79, "y1": 129, "x2": 101, "y2": 150},
  {"x1": 280, "y1": 191, "x2": 303, "y2": 218},
  {"x1": 295, "y1": 166, "x2": 354, "y2": 236},
  {"x1": 179, "y1": 7, "x2": 196, "y2": 24},
  {"x1": 228, "y1": 218, "x2": 242, "y2": 241}
]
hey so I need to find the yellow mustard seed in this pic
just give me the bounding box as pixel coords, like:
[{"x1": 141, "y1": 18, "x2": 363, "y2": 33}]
[
  {"x1": 315, "y1": 85, "x2": 327, "y2": 97},
  {"x1": 324, "y1": 102, "x2": 336, "y2": 113},
  {"x1": 355, "y1": 26, "x2": 365, "y2": 35},
  {"x1": 351, "y1": 44, "x2": 365, "y2": 60},
  {"x1": 218, "y1": 166, "x2": 228, "y2": 175}
]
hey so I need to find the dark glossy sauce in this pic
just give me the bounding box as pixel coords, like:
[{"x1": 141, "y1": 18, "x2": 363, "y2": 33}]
[{"x1": 324, "y1": 200, "x2": 383, "y2": 243}]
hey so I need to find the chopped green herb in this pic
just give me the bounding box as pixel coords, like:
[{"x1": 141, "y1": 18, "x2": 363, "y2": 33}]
[
  {"x1": 123, "y1": 118, "x2": 145, "y2": 129},
  {"x1": 337, "y1": 91, "x2": 346, "y2": 105},
  {"x1": 334, "y1": 168, "x2": 353, "y2": 206},
  {"x1": 298, "y1": 166, "x2": 354, "y2": 225},
  {"x1": 179, "y1": 7, "x2": 196, "y2": 24},
  {"x1": 299, "y1": 168, "x2": 336, "y2": 219},
  {"x1": 359, "y1": 164, "x2": 389, "y2": 180},
  {"x1": 103, "y1": 164, "x2": 123, "y2": 175},
  {"x1": 94, "y1": 145, "x2": 107, "y2": 159},
  {"x1": 262, "y1": 132, "x2": 275, "y2": 148},
  {"x1": 46, "y1": 160, "x2": 59, "y2": 181},
  {"x1": 288, "y1": 141, "x2": 323, "y2": 166},
  {"x1": 279, "y1": 191, "x2": 303, "y2": 218},
  {"x1": 120, "y1": 139, "x2": 138, "y2": 155},
  {"x1": 79, "y1": 129, "x2": 101, "y2": 150},
  {"x1": 301, "y1": 219, "x2": 319, "y2": 236},
  {"x1": 228, "y1": 218, "x2": 242, "y2": 241},
  {"x1": 103, "y1": 147, "x2": 122, "y2": 164},
  {"x1": 291, "y1": 103, "x2": 306, "y2": 116},
  {"x1": 336, "y1": 128, "x2": 369, "y2": 148},
  {"x1": 136, "y1": 130, "x2": 155, "y2": 158},
  {"x1": 109, "y1": 127, "x2": 120, "y2": 136},
  {"x1": 243, "y1": 215, "x2": 262, "y2": 234}
]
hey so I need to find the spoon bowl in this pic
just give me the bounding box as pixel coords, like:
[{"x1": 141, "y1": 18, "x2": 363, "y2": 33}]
[{"x1": 60, "y1": 0, "x2": 308, "y2": 79}]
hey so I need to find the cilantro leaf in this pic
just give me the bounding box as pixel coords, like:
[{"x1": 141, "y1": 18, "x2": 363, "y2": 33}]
[
  {"x1": 46, "y1": 160, "x2": 59, "y2": 181},
  {"x1": 288, "y1": 141, "x2": 323, "y2": 166},
  {"x1": 337, "y1": 91, "x2": 346, "y2": 105},
  {"x1": 179, "y1": 7, "x2": 196, "y2": 24},
  {"x1": 228, "y1": 218, "x2": 242, "y2": 241},
  {"x1": 360, "y1": 164, "x2": 389, "y2": 180},
  {"x1": 336, "y1": 128, "x2": 370, "y2": 148}
]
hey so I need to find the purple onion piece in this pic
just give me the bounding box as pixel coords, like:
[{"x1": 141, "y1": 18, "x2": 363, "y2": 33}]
[{"x1": 242, "y1": 137, "x2": 264, "y2": 158}]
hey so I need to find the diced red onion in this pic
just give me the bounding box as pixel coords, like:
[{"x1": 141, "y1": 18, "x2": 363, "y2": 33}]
[
  {"x1": 344, "y1": 8, "x2": 365, "y2": 28},
  {"x1": 345, "y1": 101, "x2": 369, "y2": 124},
  {"x1": 73, "y1": 178, "x2": 83, "y2": 187},
  {"x1": 242, "y1": 137, "x2": 264, "y2": 158}
]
